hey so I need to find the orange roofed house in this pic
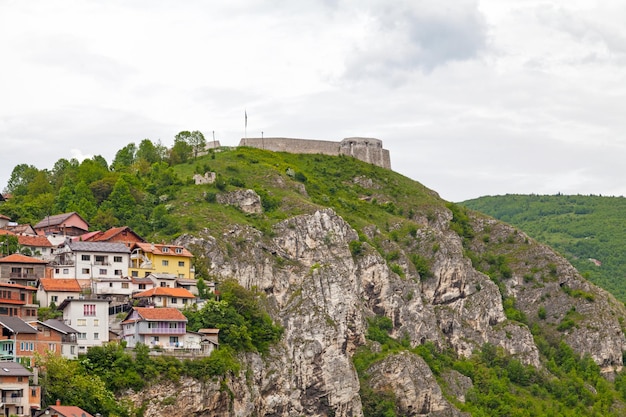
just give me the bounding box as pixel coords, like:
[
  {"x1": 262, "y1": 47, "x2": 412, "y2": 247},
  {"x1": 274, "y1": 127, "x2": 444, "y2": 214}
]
[
  {"x1": 129, "y1": 242, "x2": 194, "y2": 279},
  {"x1": 35, "y1": 400, "x2": 95, "y2": 417},
  {"x1": 132, "y1": 287, "x2": 195, "y2": 309}
]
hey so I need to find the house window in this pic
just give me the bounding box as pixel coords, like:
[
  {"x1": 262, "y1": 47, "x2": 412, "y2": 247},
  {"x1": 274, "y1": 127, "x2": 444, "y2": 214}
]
[
  {"x1": 48, "y1": 343, "x2": 56, "y2": 352},
  {"x1": 160, "y1": 282, "x2": 167, "y2": 287},
  {"x1": 169, "y1": 322, "x2": 177, "y2": 329},
  {"x1": 178, "y1": 274, "x2": 185, "y2": 279},
  {"x1": 139, "y1": 284, "x2": 146, "y2": 290},
  {"x1": 175, "y1": 248, "x2": 183, "y2": 254},
  {"x1": 15, "y1": 407, "x2": 23, "y2": 415},
  {"x1": 109, "y1": 283, "x2": 113, "y2": 287},
  {"x1": 114, "y1": 256, "x2": 123, "y2": 263},
  {"x1": 71, "y1": 346, "x2": 75, "y2": 354},
  {"x1": 182, "y1": 298, "x2": 188, "y2": 304},
  {"x1": 55, "y1": 268, "x2": 60, "y2": 274},
  {"x1": 162, "y1": 247, "x2": 169, "y2": 253},
  {"x1": 115, "y1": 270, "x2": 123, "y2": 276},
  {"x1": 78, "y1": 333, "x2": 87, "y2": 340},
  {"x1": 171, "y1": 298, "x2": 178, "y2": 304},
  {"x1": 148, "y1": 322, "x2": 158, "y2": 328},
  {"x1": 94, "y1": 333, "x2": 99, "y2": 340},
  {"x1": 77, "y1": 319, "x2": 87, "y2": 326},
  {"x1": 95, "y1": 255, "x2": 107, "y2": 265},
  {"x1": 162, "y1": 260, "x2": 169, "y2": 266},
  {"x1": 178, "y1": 261, "x2": 185, "y2": 267},
  {"x1": 169, "y1": 336, "x2": 178, "y2": 344},
  {"x1": 84, "y1": 304, "x2": 96, "y2": 316},
  {"x1": 94, "y1": 319, "x2": 99, "y2": 326},
  {"x1": 51, "y1": 295, "x2": 58, "y2": 302},
  {"x1": 121, "y1": 282, "x2": 129, "y2": 289},
  {"x1": 131, "y1": 271, "x2": 138, "y2": 277},
  {"x1": 17, "y1": 376, "x2": 23, "y2": 382},
  {"x1": 82, "y1": 268, "x2": 90, "y2": 274},
  {"x1": 81, "y1": 254, "x2": 90, "y2": 261},
  {"x1": 99, "y1": 269, "x2": 107, "y2": 275},
  {"x1": 63, "y1": 268, "x2": 69, "y2": 274}
]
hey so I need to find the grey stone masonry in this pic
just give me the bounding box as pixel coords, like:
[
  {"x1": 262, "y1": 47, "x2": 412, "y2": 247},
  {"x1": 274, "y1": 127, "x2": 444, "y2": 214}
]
[{"x1": 238, "y1": 137, "x2": 391, "y2": 169}]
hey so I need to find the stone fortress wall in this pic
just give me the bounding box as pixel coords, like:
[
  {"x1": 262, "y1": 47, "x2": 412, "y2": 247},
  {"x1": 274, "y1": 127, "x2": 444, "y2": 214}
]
[{"x1": 238, "y1": 137, "x2": 391, "y2": 169}]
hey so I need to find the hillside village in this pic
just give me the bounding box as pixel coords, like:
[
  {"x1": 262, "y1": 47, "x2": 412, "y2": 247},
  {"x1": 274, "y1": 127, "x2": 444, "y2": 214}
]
[{"x1": 0, "y1": 210, "x2": 218, "y2": 417}]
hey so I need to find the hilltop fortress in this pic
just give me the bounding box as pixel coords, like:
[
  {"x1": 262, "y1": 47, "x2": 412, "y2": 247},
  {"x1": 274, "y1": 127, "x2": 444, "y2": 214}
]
[{"x1": 238, "y1": 137, "x2": 391, "y2": 169}]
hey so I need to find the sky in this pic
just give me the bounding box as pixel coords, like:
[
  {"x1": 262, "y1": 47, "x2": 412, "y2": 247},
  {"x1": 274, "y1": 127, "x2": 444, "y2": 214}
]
[{"x1": 1, "y1": 0, "x2": 625, "y2": 202}]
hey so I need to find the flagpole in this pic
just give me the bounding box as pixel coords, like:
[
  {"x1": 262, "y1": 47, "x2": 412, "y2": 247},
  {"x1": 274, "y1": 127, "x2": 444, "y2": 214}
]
[{"x1": 245, "y1": 110, "x2": 248, "y2": 140}]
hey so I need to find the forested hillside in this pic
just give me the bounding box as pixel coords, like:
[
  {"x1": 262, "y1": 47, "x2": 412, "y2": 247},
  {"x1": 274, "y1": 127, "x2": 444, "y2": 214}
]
[{"x1": 462, "y1": 194, "x2": 626, "y2": 303}]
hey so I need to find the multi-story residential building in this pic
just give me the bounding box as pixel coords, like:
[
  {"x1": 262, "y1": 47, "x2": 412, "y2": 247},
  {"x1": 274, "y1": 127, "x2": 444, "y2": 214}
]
[
  {"x1": 132, "y1": 287, "x2": 196, "y2": 309},
  {"x1": 37, "y1": 278, "x2": 83, "y2": 308},
  {"x1": 129, "y1": 242, "x2": 194, "y2": 279},
  {"x1": 0, "y1": 361, "x2": 41, "y2": 417},
  {"x1": 92, "y1": 277, "x2": 133, "y2": 301},
  {"x1": 0, "y1": 282, "x2": 38, "y2": 321},
  {"x1": 51, "y1": 241, "x2": 130, "y2": 281},
  {"x1": 42, "y1": 319, "x2": 78, "y2": 359},
  {"x1": 58, "y1": 298, "x2": 109, "y2": 355},
  {"x1": 0, "y1": 316, "x2": 38, "y2": 363},
  {"x1": 121, "y1": 307, "x2": 187, "y2": 349},
  {"x1": 0, "y1": 254, "x2": 47, "y2": 287}
]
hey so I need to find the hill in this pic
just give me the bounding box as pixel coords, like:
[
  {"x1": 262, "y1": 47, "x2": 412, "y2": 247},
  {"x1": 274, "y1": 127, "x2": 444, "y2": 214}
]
[
  {"x1": 4, "y1": 145, "x2": 626, "y2": 416},
  {"x1": 461, "y1": 194, "x2": 626, "y2": 303}
]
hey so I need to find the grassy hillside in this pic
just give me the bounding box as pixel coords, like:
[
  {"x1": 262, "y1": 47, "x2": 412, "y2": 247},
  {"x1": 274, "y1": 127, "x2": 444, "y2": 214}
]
[{"x1": 461, "y1": 194, "x2": 626, "y2": 303}]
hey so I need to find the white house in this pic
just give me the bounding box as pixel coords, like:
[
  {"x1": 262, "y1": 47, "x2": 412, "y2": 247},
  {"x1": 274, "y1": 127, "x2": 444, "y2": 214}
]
[
  {"x1": 121, "y1": 307, "x2": 187, "y2": 349},
  {"x1": 132, "y1": 287, "x2": 196, "y2": 309},
  {"x1": 58, "y1": 298, "x2": 110, "y2": 354},
  {"x1": 51, "y1": 241, "x2": 130, "y2": 280},
  {"x1": 37, "y1": 278, "x2": 82, "y2": 308},
  {"x1": 92, "y1": 277, "x2": 134, "y2": 300}
]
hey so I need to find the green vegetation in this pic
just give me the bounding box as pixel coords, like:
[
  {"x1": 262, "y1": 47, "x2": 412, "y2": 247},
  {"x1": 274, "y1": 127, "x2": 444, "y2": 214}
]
[{"x1": 462, "y1": 194, "x2": 626, "y2": 302}]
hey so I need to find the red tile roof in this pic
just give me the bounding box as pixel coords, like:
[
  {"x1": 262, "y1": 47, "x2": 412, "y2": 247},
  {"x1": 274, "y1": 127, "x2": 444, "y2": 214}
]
[
  {"x1": 0, "y1": 253, "x2": 48, "y2": 264},
  {"x1": 39, "y1": 278, "x2": 82, "y2": 292},
  {"x1": 17, "y1": 235, "x2": 52, "y2": 247},
  {"x1": 89, "y1": 226, "x2": 145, "y2": 243},
  {"x1": 132, "y1": 307, "x2": 187, "y2": 321},
  {"x1": 133, "y1": 287, "x2": 195, "y2": 299},
  {"x1": 48, "y1": 405, "x2": 94, "y2": 417},
  {"x1": 0, "y1": 229, "x2": 16, "y2": 236}
]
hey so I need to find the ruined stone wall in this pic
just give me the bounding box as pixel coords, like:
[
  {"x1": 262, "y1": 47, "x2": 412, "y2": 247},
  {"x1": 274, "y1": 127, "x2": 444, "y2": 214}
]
[{"x1": 238, "y1": 137, "x2": 391, "y2": 169}]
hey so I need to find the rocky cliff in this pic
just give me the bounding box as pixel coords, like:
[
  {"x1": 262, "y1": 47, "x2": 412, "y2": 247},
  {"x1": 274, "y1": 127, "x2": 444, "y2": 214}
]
[{"x1": 124, "y1": 163, "x2": 626, "y2": 416}]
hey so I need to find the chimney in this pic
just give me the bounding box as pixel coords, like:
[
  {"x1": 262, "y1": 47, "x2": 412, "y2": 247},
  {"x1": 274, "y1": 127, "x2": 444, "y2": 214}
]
[{"x1": 56, "y1": 399, "x2": 61, "y2": 406}]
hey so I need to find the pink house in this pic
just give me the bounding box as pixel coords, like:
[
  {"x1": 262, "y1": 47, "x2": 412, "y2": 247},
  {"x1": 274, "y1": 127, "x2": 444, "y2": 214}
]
[{"x1": 34, "y1": 212, "x2": 89, "y2": 237}]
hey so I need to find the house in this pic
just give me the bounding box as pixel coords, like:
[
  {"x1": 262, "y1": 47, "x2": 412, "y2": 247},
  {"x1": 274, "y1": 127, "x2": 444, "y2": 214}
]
[
  {"x1": 198, "y1": 328, "x2": 220, "y2": 355},
  {"x1": 41, "y1": 319, "x2": 79, "y2": 359},
  {"x1": 175, "y1": 277, "x2": 199, "y2": 295},
  {"x1": 129, "y1": 242, "x2": 195, "y2": 279},
  {"x1": 85, "y1": 226, "x2": 145, "y2": 248},
  {"x1": 132, "y1": 287, "x2": 196, "y2": 309},
  {"x1": 121, "y1": 307, "x2": 187, "y2": 349},
  {"x1": 0, "y1": 361, "x2": 41, "y2": 417},
  {"x1": 0, "y1": 316, "x2": 38, "y2": 364},
  {"x1": 130, "y1": 276, "x2": 155, "y2": 294},
  {"x1": 58, "y1": 298, "x2": 109, "y2": 355},
  {"x1": 35, "y1": 400, "x2": 94, "y2": 417},
  {"x1": 6, "y1": 224, "x2": 37, "y2": 236},
  {"x1": 0, "y1": 214, "x2": 11, "y2": 229},
  {"x1": 51, "y1": 241, "x2": 130, "y2": 281},
  {"x1": 37, "y1": 278, "x2": 82, "y2": 308},
  {"x1": 91, "y1": 277, "x2": 133, "y2": 301},
  {"x1": 0, "y1": 282, "x2": 38, "y2": 321},
  {"x1": 0, "y1": 253, "x2": 48, "y2": 287},
  {"x1": 34, "y1": 212, "x2": 89, "y2": 237},
  {"x1": 17, "y1": 235, "x2": 54, "y2": 261},
  {"x1": 148, "y1": 272, "x2": 177, "y2": 288}
]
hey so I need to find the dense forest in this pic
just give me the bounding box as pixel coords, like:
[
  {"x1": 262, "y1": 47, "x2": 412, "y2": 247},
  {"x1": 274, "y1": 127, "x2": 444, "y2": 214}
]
[
  {"x1": 4, "y1": 139, "x2": 626, "y2": 416},
  {"x1": 462, "y1": 194, "x2": 626, "y2": 303}
]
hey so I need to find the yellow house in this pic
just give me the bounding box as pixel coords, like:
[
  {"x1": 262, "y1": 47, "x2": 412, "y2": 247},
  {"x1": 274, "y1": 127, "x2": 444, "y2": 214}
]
[{"x1": 129, "y1": 242, "x2": 195, "y2": 279}]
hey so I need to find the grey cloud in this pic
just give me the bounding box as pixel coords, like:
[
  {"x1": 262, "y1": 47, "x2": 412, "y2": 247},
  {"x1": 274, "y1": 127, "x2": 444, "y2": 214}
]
[{"x1": 343, "y1": 0, "x2": 487, "y2": 82}]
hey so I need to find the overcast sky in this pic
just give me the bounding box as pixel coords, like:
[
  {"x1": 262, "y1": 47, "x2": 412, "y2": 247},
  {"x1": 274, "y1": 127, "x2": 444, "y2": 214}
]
[{"x1": 2, "y1": 0, "x2": 625, "y2": 202}]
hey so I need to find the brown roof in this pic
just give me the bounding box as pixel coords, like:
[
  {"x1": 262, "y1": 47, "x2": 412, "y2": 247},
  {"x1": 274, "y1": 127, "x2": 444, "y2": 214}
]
[
  {"x1": 0, "y1": 213, "x2": 10, "y2": 220},
  {"x1": 39, "y1": 278, "x2": 82, "y2": 292},
  {"x1": 0, "y1": 253, "x2": 48, "y2": 264},
  {"x1": 34, "y1": 212, "x2": 88, "y2": 229},
  {"x1": 129, "y1": 307, "x2": 187, "y2": 321},
  {"x1": 132, "y1": 242, "x2": 193, "y2": 257},
  {"x1": 133, "y1": 287, "x2": 195, "y2": 299},
  {"x1": 17, "y1": 235, "x2": 52, "y2": 247},
  {"x1": 89, "y1": 226, "x2": 145, "y2": 243}
]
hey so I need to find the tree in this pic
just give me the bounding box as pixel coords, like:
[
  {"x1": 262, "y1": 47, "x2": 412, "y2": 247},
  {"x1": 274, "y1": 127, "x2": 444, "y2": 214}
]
[
  {"x1": 136, "y1": 139, "x2": 162, "y2": 164},
  {"x1": 111, "y1": 143, "x2": 137, "y2": 172},
  {"x1": 6, "y1": 164, "x2": 40, "y2": 195},
  {"x1": 169, "y1": 135, "x2": 193, "y2": 165},
  {"x1": 0, "y1": 235, "x2": 18, "y2": 256},
  {"x1": 105, "y1": 177, "x2": 137, "y2": 223},
  {"x1": 188, "y1": 131, "x2": 207, "y2": 158}
]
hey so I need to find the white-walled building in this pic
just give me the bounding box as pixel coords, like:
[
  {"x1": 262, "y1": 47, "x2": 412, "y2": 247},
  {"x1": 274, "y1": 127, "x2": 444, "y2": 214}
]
[
  {"x1": 58, "y1": 298, "x2": 109, "y2": 354},
  {"x1": 121, "y1": 307, "x2": 187, "y2": 349},
  {"x1": 37, "y1": 278, "x2": 82, "y2": 308},
  {"x1": 51, "y1": 241, "x2": 130, "y2": 280}
]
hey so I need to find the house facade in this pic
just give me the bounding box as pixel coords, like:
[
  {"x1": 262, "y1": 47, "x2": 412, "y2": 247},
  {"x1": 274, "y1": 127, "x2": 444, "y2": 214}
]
[
  {"x1": 0, "y1": 283, "x2": 38, "y2": 321},
  {"x1": 0, "y1": 361, "x2": 41, "y2": 417},
  {"x1": 129, "y1": 243, "x2": 194, "y2": 279},
  {"x1": 51, "y1": 241, "x2": 130, "y2": 281},
  {"x1": 0, "y1": 254, "x2": 48, "y2": 287},
  {"x1": 42, "y1": 319, "x2": 78, "y2": 359},
  {"x1": 121, "y1": 307, "x2": 187, "y2": 349},
  {"x1": 37, "y1": 278, "x2": 82, "y2": 308},
  {"x1": 58, "y1": 298, "x2": 109, "y2": 355},
  {"x1": 17, "y1": 235, "x2": 54, "y2": 261}
]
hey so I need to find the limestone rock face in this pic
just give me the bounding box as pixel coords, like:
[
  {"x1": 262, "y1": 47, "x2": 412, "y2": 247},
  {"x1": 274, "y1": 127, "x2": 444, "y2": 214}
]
[
  {"x1": 216, "y1": 189, "x2": 262, "y2": 214},
  {"x1": 130, "y1": 206, "x2": 626, "y2": 416}
]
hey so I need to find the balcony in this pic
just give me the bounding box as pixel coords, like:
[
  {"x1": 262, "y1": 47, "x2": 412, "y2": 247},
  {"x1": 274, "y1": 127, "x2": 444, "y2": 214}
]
[{"x1": 8, "y1": 273, "x2": 39, "y2": 279}]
